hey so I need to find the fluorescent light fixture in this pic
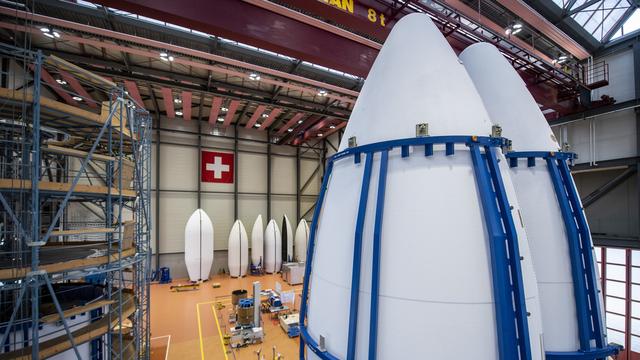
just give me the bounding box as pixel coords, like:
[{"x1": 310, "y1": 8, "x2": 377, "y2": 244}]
[
  {"x1": 297, "y1": 120, "x2": 303, "y2": 124},
  {"x1": 254, "y1": 123, "x2": 261, "y2": 128},
  {"x1": 175, "y1": 111, "x2": 183, "y2": 116},
  {"x1": 40, "y1": 27, "x2": 50, "y2": 33},
  {"x1": 221, "y1": 107, "x2": 228, "y2": 112},
  {"x1": 168, "y1": 56, "x2": 175, "y2": 61},
  {"x1": 160, "y1": 52, "x2": 168, "y2": 57},
  {"x1": 249, "y1": 73, "x2": 261, "y2": 81},
  {"x1": 317, "y1": 89, "x2": 328, "y2": 97},
  {"x1": 55, "y1": 79, "x2": 67, "y2": 85},
  {"x1": 329, "y1": 125, "x2": 336, "y2": 129},
  {"x1": 287, "y1": 128, "x2": 293, "y2": 132},
  {"x1": 160, "y1": 52, "x2": 174, "y2": 62},
  {"x1": 512, "y1": 28, "x2": 522, "y2": 35},
  {"x1": 261, "y1": 113, "x2": 269, "y2": 118},
  {"x1": 174, "y1": 98, "x2": 182, "y2": 104},
  {"x1": 40, "y1": 27, "x2": 61, "y2": 39},
  {"x1": 317, "y1": 133, "x2": 323, "y2": 137},
  {"x1": 505, "y1": 28, "x2": 512, "y2": 35},
  {"x1": 217, "y1": 117, "x2": 224, "y2": 122},
  {"x1": 513, "y1": 23, "x2": 522, "y2": 29},
  {"x1": 72, "y1": 96, "x2": 83, "y2": 101}
]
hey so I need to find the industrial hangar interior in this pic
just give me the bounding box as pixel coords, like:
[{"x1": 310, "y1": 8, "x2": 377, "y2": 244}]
[{"x1": 0, "y1": 0, "x2": 639, "y2": 359}]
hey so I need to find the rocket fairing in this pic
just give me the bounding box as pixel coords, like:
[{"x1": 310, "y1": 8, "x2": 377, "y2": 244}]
[
  {"x1": 227, "y1": 219, "x2": 249, "y2": 277},
  {"x1": 303, "y1": 13, "x2": 544, "y2": 359},
  {"x1": 251, "y1": 214, "x2": 264, "y2": 268},
  {"x1": 184, "y1": 209, "x2": 214, "y2": 282},
  {"x1": 264, "y1": 219, "x2": 282, "y2": 273},
  {"x1": 460, "y1": 43, "x2": 608, "y2": 353}
]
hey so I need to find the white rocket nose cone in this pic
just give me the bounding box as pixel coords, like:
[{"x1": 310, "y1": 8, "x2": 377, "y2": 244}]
[
  {"x1": 339, "y1": 13, "x2": 493, "y2": 151},
  {"x1": 459, "y1": 42, "x2": 560, "y2": 151}
]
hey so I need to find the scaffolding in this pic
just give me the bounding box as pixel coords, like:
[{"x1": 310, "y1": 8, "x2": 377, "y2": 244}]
[{"x1": 0, "y1": 43, "x2": 151, "y2": 359}]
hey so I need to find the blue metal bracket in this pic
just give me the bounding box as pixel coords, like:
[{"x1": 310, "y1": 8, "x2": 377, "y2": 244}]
[
  {"x1": 505, "y1": 151, "x2": 621, "y2": 360},
  {"x1": 299, "y1": 136, "x2": 531, "y2": 360}
]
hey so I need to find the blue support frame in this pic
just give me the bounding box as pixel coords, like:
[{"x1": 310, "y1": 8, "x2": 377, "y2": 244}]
[
  {"x1": 368, "y1": 150, "x2": 388, "y2": 360},
  {"x1": 300, "y1": 135, "x2": 532, "y2": 360},
  {"x1": 506, "y1": 151, "x2": 622, "y2": 360}
]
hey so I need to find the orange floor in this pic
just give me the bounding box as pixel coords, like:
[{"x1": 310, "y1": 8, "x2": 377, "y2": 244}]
[{"x1": 150, "y1": 273, "x2": 302, "y2": 360}]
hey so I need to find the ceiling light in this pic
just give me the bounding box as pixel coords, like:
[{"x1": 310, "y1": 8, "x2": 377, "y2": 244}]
[
  {"x1": 287, "y1": 128, "x2": 293, "y2": 132},
  {"x1": 505, "y1": 28, "x2": 512, "y2": 35},
  {"x1": 160, "y1": 52, "x2": 174, "y2": 62},
  {"x1": 317, "y1": 133, "x2": 323, "y2": 137},
  {"x1": 168, "y1": 56, "x2": 175, "y2": 62},
  {"x1": 72, "y1": 96, "x2": 83, "y2": 101},
  {"x1": 249, "y1": 73, "x2": 261, "y2": 81},
  {"x1": 297, "y1": 120, "x2": 303, "y2": 124},
  {"x1": 55, "y1": 79, "x2": 67, "y2": 85},
  {"x1": 221, "y1": 107, "x2": 228, "y2": 112},
  {"x1": 512, "y1": 28, "x2": 522, "y2": 35},
  {"x1": 261, "y1": 113, "x2": 269, "y2": 118},
  {"x1": 329, "y1": 125, "x2": 336, "y2": 129},
  {"x1": 317, "y1": 89, "x2": 328, "y2": 97},
  {"x1": 160, "y1": 52, "x2": 168, "y2": 58},
  {"x1": 41, "y1": 27, "x2": 61, "y2": 39},
  {"x1": 217, "y1": 117, "x2": 224, "y2": 122},
  {"x1": 512, "y1": 23, "x2": 522, "y2": 29},
  {"x1": 254, "y1": 123, "x2": 261, "y2": 128},
  {"x1": 174, "y1": 98, "x2": 182, "y2": 104},
  {"x1": 175, "y1": 111, "x2": 183, "y2": 116}
]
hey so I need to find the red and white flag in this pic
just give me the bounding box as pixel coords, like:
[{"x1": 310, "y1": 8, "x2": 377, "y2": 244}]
[{"x1": 201, "y1": 151, "x2": 234, "y2": 183}]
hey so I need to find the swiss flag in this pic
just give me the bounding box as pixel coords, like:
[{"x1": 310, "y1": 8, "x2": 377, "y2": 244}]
[{"x1": 201, "y1": 151, "x2": 234, "y2": 183}]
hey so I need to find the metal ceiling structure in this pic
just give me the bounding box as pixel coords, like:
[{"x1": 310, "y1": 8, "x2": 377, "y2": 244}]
[{"x1": 0, "y1": 0, "x2": 627, "y2": 144}]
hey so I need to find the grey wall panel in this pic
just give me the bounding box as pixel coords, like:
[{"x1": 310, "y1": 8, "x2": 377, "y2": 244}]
[
  {"x1": 159, "y1": 143, "x2": 198, "y2": 191},
  {"x1": 201, "y1": 193, "x2": 235, "y2": 250},
  {"x1": 301, "y1": 158, "x2": 321, "y2": 195},
  {"x1": 238, "y1": 152, "x2": 268, "y2": 193},
  {"x1": 575, "y1": 170, "x2": 639, "y2": 237},
  {"x1": 593, "y1": 49, "x2": 635, "y2": 103},
  {"x1": 271, "y1": 156, "x2": 296, "y2": 194},
  {"x1": 158, "y1": 191, "x2": 197, "y2": 253}
]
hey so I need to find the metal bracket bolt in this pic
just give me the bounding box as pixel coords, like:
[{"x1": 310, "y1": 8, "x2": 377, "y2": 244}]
[{"x1": 415, "y1": 123, "x2": 429, "y2": 137}]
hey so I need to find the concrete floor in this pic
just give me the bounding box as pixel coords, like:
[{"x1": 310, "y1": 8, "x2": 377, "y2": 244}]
[{"x1": 150, "y1": 273, "x2": 302, "y2": 360}]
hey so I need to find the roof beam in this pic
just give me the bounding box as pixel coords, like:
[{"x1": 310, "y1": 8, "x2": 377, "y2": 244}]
[
  {"x1": 160, "y1": 87, "x2": 175, "y2": 118},
  {"x1": 124, "y1": 80, "x2": 145, "y2": 110},
  {"x1": 222, "y1": 100, "x2": 241, "y2": 128},
  {"x1": 59, "y1": 70, "x2": 97, "y2": 108},
  {"x1": 566, "y1": 0, "x2": 601, "y2": 16},
  {"x1": 483, "y1": 0, "x2": 590, "y2": 59},
  {"x1": 245, "y1": 104, "x2": 267, "y2": 129},
  {"x1": 258, "y1": 108, "x2": 282, "y2": 130},
  {"x1": 602, "y1": 4, "x2": 637, "y2": 43},
  {"x1": 208, "y1": 96, "x2": 223, "y2": 124},
  {"x1": 36, "y1": 66, "x2": 77, "y2": 106},
  {"x1": 182, "y1": 91, "x2": 192, "y2": 120},
  {"x1": 275, "y1": 113, "x2": 305, "y2": 136},
  {"x1": 0, "y1": 6, "x2": 360, "y2": 98}
]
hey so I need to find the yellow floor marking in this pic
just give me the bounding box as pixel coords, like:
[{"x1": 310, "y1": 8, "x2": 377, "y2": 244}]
[
  {"x1": 196, "y1": 304, "x2": 205, "y2": 360},
  {"x1": 211, "y1": 304, "x2": 230, "y2": 360}
]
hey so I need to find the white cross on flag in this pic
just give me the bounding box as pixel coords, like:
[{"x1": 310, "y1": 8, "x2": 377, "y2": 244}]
[{"x1": 201, "y1": 151, "x2": 234, "y2": 183}]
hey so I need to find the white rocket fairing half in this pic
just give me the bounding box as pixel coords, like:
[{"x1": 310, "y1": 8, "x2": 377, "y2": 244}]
[
  {"x1": 460, "y1": 42, "x2": 598, "y2": 352},
  {"x1": 184, "y1": 209, "x2": 214, "y2": 282},
  {"x1": 294, "y1": 219, "x2": 310, "y2": 262},
  {"x1": 227, "y1": 219, "x2": 249, "y2": 277},
  {"x1": 305, "y1": 14, "x2": 544, "y2": 359},
  {"x1": 251, "y1": 215, "x2": 264, "y2": 268},
  {"x1": 264, "y1": 219, "x2": 282, "y2": 273}
]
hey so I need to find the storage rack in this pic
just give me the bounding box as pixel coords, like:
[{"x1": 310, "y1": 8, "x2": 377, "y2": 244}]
[{"x1": 0, "y1": 44, "x2": 151, "y2": 359}]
